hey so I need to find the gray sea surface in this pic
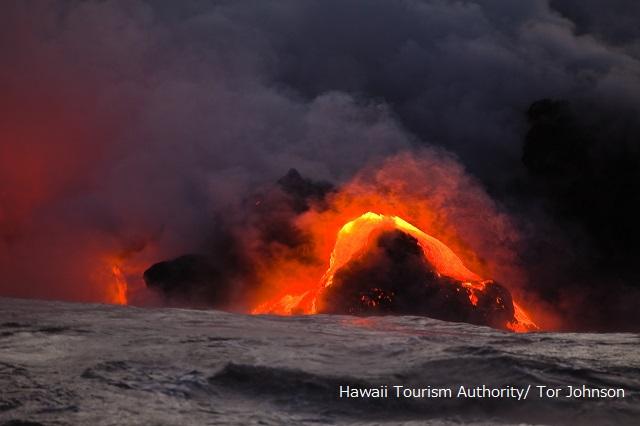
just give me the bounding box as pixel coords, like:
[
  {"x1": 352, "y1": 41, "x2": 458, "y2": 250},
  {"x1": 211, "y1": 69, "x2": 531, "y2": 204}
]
[{"x1": 0, "y1": 298, "x2": 638, "y2": 425}]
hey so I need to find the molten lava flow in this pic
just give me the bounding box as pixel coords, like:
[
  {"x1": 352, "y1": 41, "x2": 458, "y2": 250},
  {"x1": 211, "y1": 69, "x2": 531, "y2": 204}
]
[
  {"x1": 254, "y1": 212, "x2": 538, "y2": 332},
  {"x1": 511, "y1": 304, "x2": 537, "y2": 332},
  {"x1": 322, "y1": 212, "x2": 481, "y2": 287},
  {"x1": 110, "y1": 265, "x2": 128, "y2": 305}
]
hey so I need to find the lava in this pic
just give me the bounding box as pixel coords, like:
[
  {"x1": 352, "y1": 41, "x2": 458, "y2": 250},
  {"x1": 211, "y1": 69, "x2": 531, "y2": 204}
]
[
  {"x1": 254, "y1": 212, "x2": 537, "y2": 332},
  {"x1": 321, "y1": 212, "x2": 481, "y2": 287},
  {"x1": 142, "y1": 155, "x2": 540, "y2": 331},
  {"x1": 246, "y1": 154, "x2": 540, "y2": 331},
  {"x1": 110, "y1": 265, "x2": 129, "y2": 305}
]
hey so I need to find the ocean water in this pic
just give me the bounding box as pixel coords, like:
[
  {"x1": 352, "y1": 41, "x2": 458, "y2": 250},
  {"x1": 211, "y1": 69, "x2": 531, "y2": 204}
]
[{"x1": 0, "y1": 298, "x2": 638, "y2": 425}]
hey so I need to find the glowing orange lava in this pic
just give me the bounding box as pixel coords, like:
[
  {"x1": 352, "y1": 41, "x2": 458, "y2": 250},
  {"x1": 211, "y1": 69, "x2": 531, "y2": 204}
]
[
  {"x1": 253, "y1": 211, "x2": 538, "y2": 332},
  {"x1": 322, "y1": 212, "x2": 481, "y2": 287},
  {"x1": 110, "y1": 265, "x2": 128, "y2": 305}
]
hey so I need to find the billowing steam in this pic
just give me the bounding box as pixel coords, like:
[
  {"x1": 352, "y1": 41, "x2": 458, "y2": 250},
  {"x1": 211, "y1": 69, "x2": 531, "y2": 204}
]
[{"x1": 2, "y1": 1, "x2": 640, "y2": 331}]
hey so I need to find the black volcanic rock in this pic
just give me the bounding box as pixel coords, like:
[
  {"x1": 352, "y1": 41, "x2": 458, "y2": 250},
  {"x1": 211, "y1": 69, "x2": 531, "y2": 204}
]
[
  {"x1": 143, "y1": 255, "x2": 237, "y2": 307},
  {"x1": 318, "y1": 230, "x2": 515, "y2": 330}
]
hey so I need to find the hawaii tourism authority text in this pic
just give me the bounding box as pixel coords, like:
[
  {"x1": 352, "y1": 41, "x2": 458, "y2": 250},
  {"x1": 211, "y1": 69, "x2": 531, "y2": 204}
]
[{"x1": 338, "y1": 385, "x2": 626, "y2": 400}]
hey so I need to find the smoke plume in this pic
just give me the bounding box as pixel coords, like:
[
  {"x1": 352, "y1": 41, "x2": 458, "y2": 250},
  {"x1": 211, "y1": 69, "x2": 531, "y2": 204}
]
[{"x1": 2, "y1": 1, "x2": 640, "y2": 330}]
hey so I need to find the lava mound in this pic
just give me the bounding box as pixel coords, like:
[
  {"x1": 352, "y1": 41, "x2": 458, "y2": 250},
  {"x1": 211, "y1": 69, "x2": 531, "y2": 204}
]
[{"x1": 317, "y1": 229, "x2": 516, "y2": 330}]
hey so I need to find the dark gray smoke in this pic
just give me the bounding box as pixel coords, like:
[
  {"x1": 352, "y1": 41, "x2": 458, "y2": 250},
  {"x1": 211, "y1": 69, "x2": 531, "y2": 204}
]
[
  {"x1": 549, "y1": 0, "x2": 640, "y2": 53},
  {"x1": 1, "y1": 0, "x2": 640, "y2": 330}
]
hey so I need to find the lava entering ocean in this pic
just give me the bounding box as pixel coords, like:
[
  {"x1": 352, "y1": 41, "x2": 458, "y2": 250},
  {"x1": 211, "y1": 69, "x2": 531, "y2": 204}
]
[
  {"x1": 141, "y1": 154, "x2": 541, "y2": 332},
  {"x1": 110, "y1": 265, "x2": 129, "y2": 306},
  {"x1": 253, "y1": 212, "x2": 537, "y2": 332}
]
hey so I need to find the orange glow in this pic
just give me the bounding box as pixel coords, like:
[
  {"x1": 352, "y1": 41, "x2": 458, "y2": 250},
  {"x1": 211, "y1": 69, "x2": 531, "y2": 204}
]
[
  {"x1": 321, "y1": 212, "x2": 480, "y2": 288},
  {"x1": 109, "y1": 265, "x2": 128, "y2": 305},
  {"x1": 74, "y1": 152, "x2": 539, "y2": 331},
  {"x1": 250, "y1": 154, "x2": 539, "y2": 331},
  {"x1": 511, "y1": 303, "x2": 537, "y2": 332},
  {"x1": 252, "y1": 210, "x2": 537, "y2": 332}
]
